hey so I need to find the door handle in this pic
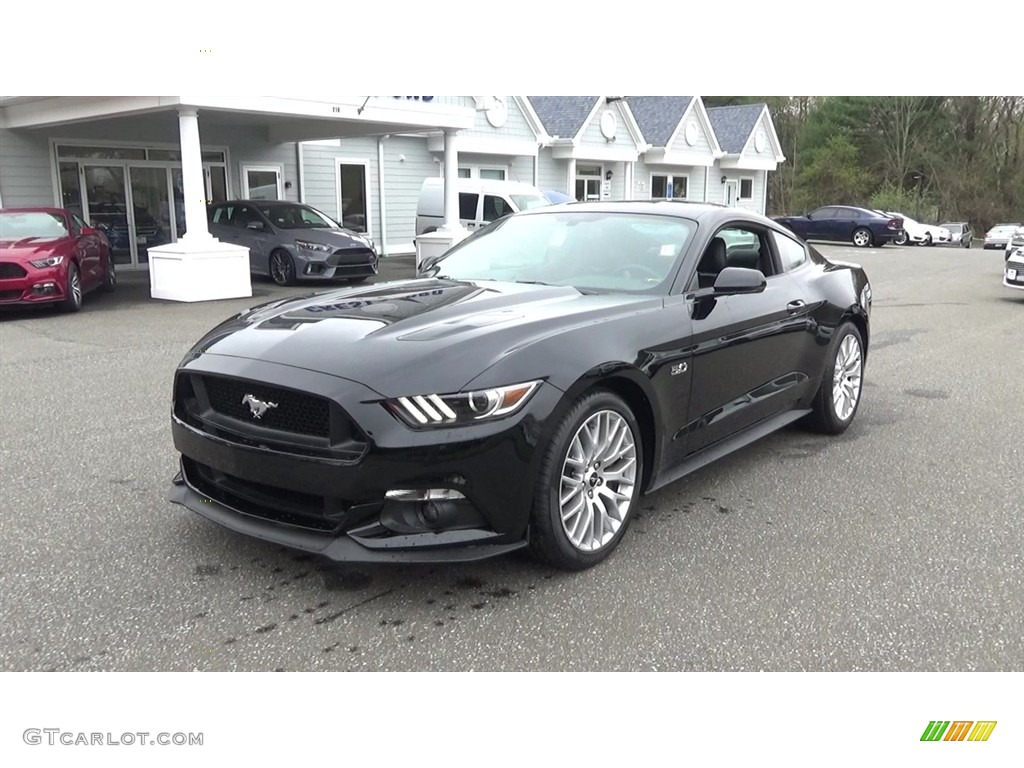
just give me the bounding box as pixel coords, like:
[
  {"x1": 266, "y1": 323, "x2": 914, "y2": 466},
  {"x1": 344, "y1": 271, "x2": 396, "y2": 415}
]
[{"x1": 787, "y1": 300, "x2": 806, "y2": 313}]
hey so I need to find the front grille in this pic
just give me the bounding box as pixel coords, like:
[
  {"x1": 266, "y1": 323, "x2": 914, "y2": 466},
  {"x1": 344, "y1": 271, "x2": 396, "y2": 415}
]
[
  {"x1": 203, "y1": 375, "x2": 330, "y2": 437},
  {"x1": 0, "y1": 263, "x2": 27, "y2": 279},
  {"x1": 174, "y1": 373, "x2": 368, "y2": 460},
  {"x1": 0, "y1": 289, "x2": 24, "y2": 301},
  {"x1": 183, "y1": 457, "x2": 344, "y2": 533}
]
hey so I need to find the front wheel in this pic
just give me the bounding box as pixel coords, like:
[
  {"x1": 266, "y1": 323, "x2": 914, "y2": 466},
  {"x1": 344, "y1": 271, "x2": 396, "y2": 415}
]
[
  {"x1": 269, "y1": 250, "x2": 296, "y2": 286},
  {"x1": 61, "y1": 263, "x2": 83, "y2": 312},
  {"x1": 99, "y1": 257, "x2": 117, "y2": 293},
  {"x1": 529, "y1": 390, "x2": 643, "y2": 570},
  {"x1": 852, "y1": 228, "x2": 872, "y2": 247},
  {"x1": 923, "y1": 233, "x2": 933, "y2": 247},
  {"x1": 804, "y1": 322, "x2": 864, "y2": 435},
  {"x1": 893, "y1": 231, "x2": 908, "y2": 246}
]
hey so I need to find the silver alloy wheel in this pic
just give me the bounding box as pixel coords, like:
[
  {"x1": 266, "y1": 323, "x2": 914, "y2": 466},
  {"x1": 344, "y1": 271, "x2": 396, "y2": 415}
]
[
  {"x1": 270, "y1": 252, "x2": 290, "y2": 285},
  {"x1": 558, "y1": 409, "x2": 638, "y2": 552},
  {"x1": 832, "y1": 334, "x2": 863, "y2": 421},
  {"x1": 70, "y1": 267, "x2": 82, "y2": 307},
  {"x1": 853, "y1": 229, "x2": 871, "y2": 247}
]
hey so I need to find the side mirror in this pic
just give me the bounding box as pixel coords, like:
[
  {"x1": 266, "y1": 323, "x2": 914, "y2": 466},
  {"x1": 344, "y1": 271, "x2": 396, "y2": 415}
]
[
  {"x1": 712, "y1": 267, "x2": 766, "y2": 295},
  {"x1": 81, "y1": 226, "x2": 98, "y2": 236},
  {"x1": 246, "y1": 221, "x2": 265, "y2": 231}
]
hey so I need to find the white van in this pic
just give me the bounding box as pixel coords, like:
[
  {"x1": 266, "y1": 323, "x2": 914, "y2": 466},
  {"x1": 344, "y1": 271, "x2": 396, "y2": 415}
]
[{"x1": 415, "y1": 177, "x2": 551, "y2": 235}]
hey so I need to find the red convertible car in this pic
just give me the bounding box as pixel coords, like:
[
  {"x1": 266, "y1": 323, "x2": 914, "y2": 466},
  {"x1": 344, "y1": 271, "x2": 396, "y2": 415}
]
[{"x1": 0, "y1": 207, "x2": 116, "y2": 312}]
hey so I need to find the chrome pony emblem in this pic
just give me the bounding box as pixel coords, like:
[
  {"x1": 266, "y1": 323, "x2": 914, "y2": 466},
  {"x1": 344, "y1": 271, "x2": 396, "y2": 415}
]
[{"x1": 242, "y1": 393, "x2": 278, "y2": 419}]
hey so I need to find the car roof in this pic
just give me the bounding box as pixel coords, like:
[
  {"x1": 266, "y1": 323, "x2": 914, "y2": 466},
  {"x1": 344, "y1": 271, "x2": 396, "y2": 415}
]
[
  {"x1": 517, "y1": 199, "x2": 765, "y2": 224},
  {"x1": 215, "y1": 200, "x2": 311, "y2": 206}
]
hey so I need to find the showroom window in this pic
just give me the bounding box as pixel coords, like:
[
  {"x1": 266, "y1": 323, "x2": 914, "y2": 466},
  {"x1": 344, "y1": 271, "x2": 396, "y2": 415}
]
[
  {"x1": 651, "y1": 174, "x2": 688, "y2": 200},
  {"x1": 458, "y1": 166, "x2": 507, "y2": 180},
  {"x1": 740, "y1": 178, "x2": 754, "y2": 199}
]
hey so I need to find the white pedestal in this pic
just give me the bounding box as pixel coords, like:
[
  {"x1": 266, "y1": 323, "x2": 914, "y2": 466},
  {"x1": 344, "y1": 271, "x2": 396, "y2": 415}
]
[
  {"x1": 413, "y1": 227, "x2": 471, "y2": 273},
  {"x1": 148, "y1": 238, "x2": 252, "y2": 302}
]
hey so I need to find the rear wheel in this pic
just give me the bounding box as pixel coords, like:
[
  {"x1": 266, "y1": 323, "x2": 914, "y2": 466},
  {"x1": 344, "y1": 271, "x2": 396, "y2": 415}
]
[
  {"x1": 529, "y1": 390, "x2": 643, "y2": 571},
  {"x1": 269, "y1": 250, "x2": 296, "y2": 286},
  {"x1": 852, "y1": 228, "x2": 872, "y2": 247},
  {"x1": 804, "y1": 322, "x2": 864, "y2": 435},
  {"x1": 61, "y1": 263, "x2": 83, "y2": 312}
]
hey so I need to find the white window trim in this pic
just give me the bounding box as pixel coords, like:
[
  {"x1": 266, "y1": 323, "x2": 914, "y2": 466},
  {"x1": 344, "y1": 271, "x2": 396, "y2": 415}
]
[
  {"x1": 649, "y1": 172, "x2": 690, "y2": 200},
  {"x1": 739, "y1": 176, "x2": 755, "y2": 200},
  {"x1": 457, "y1": 164, "x2": 510, "y2": 180},
  {"x1": 575, "y1": 164, "x2": 605, "y2": 201},
  {"x1": 241, "y1": 163, "x2": 284, "y2": 200},
  {"x1": 334, "y1": 157, "x2": 373, "y2": 236}
]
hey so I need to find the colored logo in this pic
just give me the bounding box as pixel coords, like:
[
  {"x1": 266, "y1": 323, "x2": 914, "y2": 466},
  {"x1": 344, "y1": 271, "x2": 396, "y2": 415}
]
[{"x1": 920, "y1": 721, "x2": 997, "y2": 742}]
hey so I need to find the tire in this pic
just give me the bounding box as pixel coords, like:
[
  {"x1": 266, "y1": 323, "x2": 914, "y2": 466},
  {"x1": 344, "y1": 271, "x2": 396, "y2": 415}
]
[
  {"x1": 923, "y1": 233, "x2": 933, "y2": 247},
  {"x1": 528, "y1": 390, "x2": 643, "y2": 571},
  {"x1": 804, "y1": 321, "x2": 864, "y2": 435},
  {"x1": 269, "y1": 250, "x2": 296, "y2": 286},
  {"x1": 893, "y1": 231, "x2": 908, "y2": 246},
  {"x1": 346, "y1": 275, "x2": 370, "y2": 285},
  {"x1": 852, "y1": 228, "x2": 872, "y2": 247},
  {"x1": 61, "y1": 263, "x2": 83, "y2": 313},
  {"x1": 99, "y1": 257, "x2": 117, "y2": 293},
  {"x1": 962, "y1": 238, "x2": 971, "y2": 249}
]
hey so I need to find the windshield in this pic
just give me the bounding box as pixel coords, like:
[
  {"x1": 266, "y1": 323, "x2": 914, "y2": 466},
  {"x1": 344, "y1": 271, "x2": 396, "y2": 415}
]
[
  {"x1": 942, "y1": 224, "x2": 962, "y2": 233},
  {"x1": 510, "y1": 194, "x2": 550, "y2": 212},
  {"x1": 429, "y1": 211, "x2": 694, "y2": 294},
  {"x1": 257, "y1": 204, "x2": 340, "y2": 230},
  {"x1": 0, "y1": 211, "x2": 69, "y2": 240}
]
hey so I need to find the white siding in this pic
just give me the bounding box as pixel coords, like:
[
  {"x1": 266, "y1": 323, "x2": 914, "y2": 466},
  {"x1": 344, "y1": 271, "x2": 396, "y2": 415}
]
[
  {"x1": 381, "y1": 135, "x2": 438, "y2": 250},
  {"x1": 537, "y1": 151, "x2": 567, "y2": 195},
  {"x1": 0, "y1": 128, "x2": 54, "y2": 206},
  {"x1": 300, "y1": 136, "x2": 379, "y2": 240},
  {"x1": 741, "y1": 111, "x2": 778, "y2": 163},
  {"x1": 466, "y1": 97, "x2": 537, "y2": 142},
  {"x1": 707, "y1": 168, "x2": 767, "y2": 214}
]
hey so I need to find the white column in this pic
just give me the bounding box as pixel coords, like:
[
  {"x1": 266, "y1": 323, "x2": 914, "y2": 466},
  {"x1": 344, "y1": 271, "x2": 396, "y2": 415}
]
[
  {"x1": 567, "y1": 158, "x2": 576, "y2": 198},
  {"x1": 442, "y1": 129, "x2": 459, "y2": 230},
  {"x1": 622, "y1": 161, "x2": 630, "y2": 200},
  {"x1": 177, "y1": 108, "x2": 211, "y2": 241}
]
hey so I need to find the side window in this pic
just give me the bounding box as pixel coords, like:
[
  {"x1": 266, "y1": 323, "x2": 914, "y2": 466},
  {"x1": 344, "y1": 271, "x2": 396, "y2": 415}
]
[
  {"x1": 459, "y1": 193, "x2": 479, "y2": 220},
  {"x1": 211, "y1": 205, "x2": 233, "y2": 225},
  {"x1": 692, "y1": 226, "x2": 773, "y2": 290},
  {"x1": 771, "y1": 230, "x2": 808, "y2": 272},
  {"x1": 70, "y1": 213, "x2": 86, "y2": 235},
  {"x1": 235, "y1": 205, "x2": 259, "y2": 228},
  {"x1": 739, "y1": 179, "x2": 753, "y2": 199},
  {"x1": 482, "y1": 195, "x2": 511, "y2": 221}
]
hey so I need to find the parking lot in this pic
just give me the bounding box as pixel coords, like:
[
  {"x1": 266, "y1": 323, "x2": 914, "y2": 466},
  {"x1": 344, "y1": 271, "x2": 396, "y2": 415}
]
[{"x1": 1, "y1": 243, "x2": 1021, "y2": 672}]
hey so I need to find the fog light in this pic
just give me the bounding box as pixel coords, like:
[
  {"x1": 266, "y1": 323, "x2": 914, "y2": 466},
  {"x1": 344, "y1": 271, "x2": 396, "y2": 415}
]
[
  {"x1": 385, "y1": 488, "x2": 466, "y2": 502},
  {"x1": 32, "y1": 282, "x2": 58, "y2": 295}
]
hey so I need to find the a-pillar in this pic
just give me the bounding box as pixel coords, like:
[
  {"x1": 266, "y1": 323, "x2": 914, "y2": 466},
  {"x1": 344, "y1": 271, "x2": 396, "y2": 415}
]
[{"x1": 148, "y1": 107, "x2": 252, "y2": 302}]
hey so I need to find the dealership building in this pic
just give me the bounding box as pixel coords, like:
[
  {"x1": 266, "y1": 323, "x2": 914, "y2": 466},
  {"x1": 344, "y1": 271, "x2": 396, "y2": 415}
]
[{"x1": 0, "y1": 95, "x2": 784, "y2": 298}]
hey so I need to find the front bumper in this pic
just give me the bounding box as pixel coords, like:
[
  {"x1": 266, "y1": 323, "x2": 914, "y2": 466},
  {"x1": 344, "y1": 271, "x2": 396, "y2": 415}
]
[
  {"x1": 1004, "y1": 257, "x2": 1024, "y2": 290},
  {"x1": 0, "y1": 264, "x2": 68, "y2": 305},
  {"x1": 168, "y1": 356, "x2": 562, "y2": 563},
  {"x1": 294, "y1": 246, "x2": 379, "y2": 281}
]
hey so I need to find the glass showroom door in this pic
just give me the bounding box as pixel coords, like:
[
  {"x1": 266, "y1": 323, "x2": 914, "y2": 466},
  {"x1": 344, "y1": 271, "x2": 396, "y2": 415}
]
[
  {"x1": 128, "y1": 166, "x2": 173, "y2": 264},
  {"x1": 82, "y1": 165, "x2": 133, "y2": 266}
]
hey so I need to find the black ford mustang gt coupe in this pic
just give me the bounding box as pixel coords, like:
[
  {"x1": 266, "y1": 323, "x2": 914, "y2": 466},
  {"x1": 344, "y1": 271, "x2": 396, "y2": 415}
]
[{"x1": 169, "y1": 201, "x2": 871, "y2": 571}]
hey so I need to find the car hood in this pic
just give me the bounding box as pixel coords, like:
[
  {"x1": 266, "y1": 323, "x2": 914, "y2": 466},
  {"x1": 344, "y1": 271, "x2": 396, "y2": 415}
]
[
  {"x1": 186, "y1": 278, "x2": 659, "y2": 396},
  {"x1": 0, "y1": 237, "x2": 72, "y2": 259},
  {"x1": 286, "y1": 228, "x2": 372, "y2": 248}
]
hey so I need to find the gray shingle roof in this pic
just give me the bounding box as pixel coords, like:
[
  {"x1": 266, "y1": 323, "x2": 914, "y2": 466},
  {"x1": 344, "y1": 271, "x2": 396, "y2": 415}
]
[
  {"x1": 526, "y1": 96, "x2": 599, "y2": 139},
  {"x1": 626, "y1": 96, "x2": 693, "y2": 148},
  {"x1": 706, "y1": 103, "x2": 765, "y2": 154}
]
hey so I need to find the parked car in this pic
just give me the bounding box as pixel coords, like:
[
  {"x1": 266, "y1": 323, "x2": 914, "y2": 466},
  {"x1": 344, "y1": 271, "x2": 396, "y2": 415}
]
[
  {"x1": 1003, "y1": 225, "x2": 1024, "y2": 261},
  {"x1": 939, "y1": 221, "x2": 973, "y2": 248},
  {"x1": 415, "y1": 178, "x2": 550, "y2": 235},
  {"x1": 0, "y1": 207, "x2": 116, "y2": 312},
  {"x1": 886, "y1": 213, "x2": 951, "y2": 246},
  {"x1": 1004, "y1": 247, "x2": 1024, "y2": 291},
  {"x1": 983, "y1": 223, "x2": 1021, "y2": 249},
  {"x1": 773, "y1": 205, "x2": 903, "y2": 248},
  {"x1": 88, "y1": 202, "x2": 164, "y2": 251},
  {"x1": 168, "y1": 201, "x2": 872, "y2": 571},
  {"x1": 207, "y1": 200, "x2": 378, "y2": 287}
]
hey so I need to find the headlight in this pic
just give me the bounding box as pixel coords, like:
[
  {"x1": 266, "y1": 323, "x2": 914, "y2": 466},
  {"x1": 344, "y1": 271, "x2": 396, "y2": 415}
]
[
  {"x1": 385, "y1": 380, "x2": 541, "y2": 428},
  {"x1": 295, "y1": 240, "x2": 332, "y2": 253},
  {"x1": 29, "y1": 255, "x2": 65, "y2": 268}
]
